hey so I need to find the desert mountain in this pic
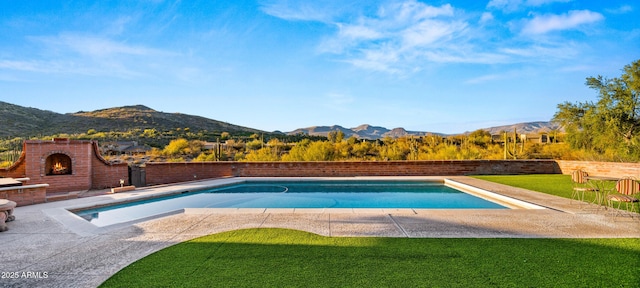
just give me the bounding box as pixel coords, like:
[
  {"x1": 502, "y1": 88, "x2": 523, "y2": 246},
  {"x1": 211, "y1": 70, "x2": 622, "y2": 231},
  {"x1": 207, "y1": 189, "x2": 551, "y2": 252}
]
[
  {"x1": 0, "y1": 101, "x2": 265, "y2": 138},
  {"x1": 288, "y1": 124, "x2": 439, "y2": 140},
  {"x1": 479, "y1": 121, "x2": 562, "y2": 135},
  {"x1": 0, "y1": 101, "x2": 560, "y2": 140},
  {"x1": 288, "y1": 122, "x2": 560, "y2": 140}
]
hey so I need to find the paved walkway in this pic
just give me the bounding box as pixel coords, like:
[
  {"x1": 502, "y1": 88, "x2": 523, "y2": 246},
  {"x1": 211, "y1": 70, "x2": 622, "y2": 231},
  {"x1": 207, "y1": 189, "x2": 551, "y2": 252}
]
[{"x1": 1, "y1": 177, "x2": 638, "y2": 288}]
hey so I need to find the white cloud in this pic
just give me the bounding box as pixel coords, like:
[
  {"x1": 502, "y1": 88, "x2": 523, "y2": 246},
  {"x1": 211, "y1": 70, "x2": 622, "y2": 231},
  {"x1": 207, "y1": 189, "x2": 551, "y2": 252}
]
[
  {"x1": 0, "y1": 59, "x2": 140, "y2": 77},
  {"x1": 487, "y1": 0, "x2": 523, "y2": 12},
  {"x1": 422, "y1": 50, "x2": 509, "y2": 64},
  {"x1": 499, "y1": 44, "x2": 579, "y2": 60},
  {"x1": 316, "y1": 1, "x2": 474, "y2": 73},
  {"x1": 260, "y1": 0, "x2": 338, "y2": 22},
  {"x1": 464, "y1": 73, "x2": 503, "y2": 84},
  {"x1": 480, "y1": 12, "x2": 494, "y2": 24},
  {"x1": 338, "y1": 24, "x2": 383, "y2": 40},
  {"x1": 401, "y1": 19, "x2": 467, "y2": 47},
  {"x1": 381, "y1": 1, "x2": 454, "y2": 21},
  {"x1": 525, "y1": 0, "x2": 571, "y2": 6},
  {"x1": 105, "y1": 16, "x2": 135, "y2": 36},
  {"x1": 0, "y1": 60, "x2": 45, "y2": 72},
  {"x1": 268, "y1": 0, "x2": 596, "y2": 74},
  {"x1": 487, "y1": 0, "x2": 572, "y2": 12},
  {"x1": 521, "y1": 10, "x2": 603, "y2": 35},
  {"x1": 344, "y1": 47, "x2": 402, "y2": 74},
  {"x1": 32, "y1": 34, "x2": 173, "y2": 58},
  {"x1": 606, "y1": 5, "x2": 633, "y2": 14},
  {"x1": 0, "y1": 33, "x2": 180, "y2": 79}
]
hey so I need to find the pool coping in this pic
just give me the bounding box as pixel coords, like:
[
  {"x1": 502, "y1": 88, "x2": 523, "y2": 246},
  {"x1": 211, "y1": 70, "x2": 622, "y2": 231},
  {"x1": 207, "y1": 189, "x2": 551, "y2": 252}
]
[{"x1": 3, "y1": 176, "x2": 639, "y2": 287}]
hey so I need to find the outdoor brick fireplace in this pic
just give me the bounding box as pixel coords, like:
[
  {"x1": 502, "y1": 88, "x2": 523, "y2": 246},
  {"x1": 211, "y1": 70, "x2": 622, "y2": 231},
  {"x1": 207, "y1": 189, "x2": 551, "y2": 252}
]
[
  {"x1": 0, "y1": 139, "x2": 129, "y2": 198},
  {"x1": 45, "y1": 153, "x2": 72, "y2": 175}
]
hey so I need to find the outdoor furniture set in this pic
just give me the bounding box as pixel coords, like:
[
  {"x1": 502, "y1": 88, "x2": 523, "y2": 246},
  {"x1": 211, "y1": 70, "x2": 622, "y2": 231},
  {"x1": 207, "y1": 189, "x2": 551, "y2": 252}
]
[{"x1": 571, "y1": 169, "x2": 640, "y2": 217}]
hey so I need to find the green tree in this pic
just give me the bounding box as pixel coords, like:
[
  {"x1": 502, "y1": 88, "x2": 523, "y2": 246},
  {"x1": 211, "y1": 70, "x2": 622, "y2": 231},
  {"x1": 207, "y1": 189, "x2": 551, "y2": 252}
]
[
  {"x1": 468, "y1": 129, "x2": 492, "y2": 148},
  {"x1": 194, "y1": 152, "x2": 217, "y2": 162},
  {"x1": 379, "y1": 137, "x2": 410, "y2": 160},
  {"x1": 553, "y1": 59, "x2": 640, "y2": 160},
  {"x1": 163, "y1": 138, "x2": 190, "y2": 156},
  {"x1": 281, "y1": 139, "x2": 310, "y2": 161},
  {"x1": 328, "y1": 130, "x2": 345, "y2": 143},
  {"x1": 304, "y1": 141, "x2": 334, "y2": 161},
  {"x1": 246, "y1": 139, "x2": 263, "y2": 150},
  {"x1": 351, "y1": 140, "x2": 376, "y2": 160},
  {"x1": 162, "y1": 138, "x2": 203, "y2": 158},
  {"x1": 141, "y1": 129, "x2": 158, "y2": 138},
  {"x1": 244, "y1": 147, "x2": 280, "y2": 161}
]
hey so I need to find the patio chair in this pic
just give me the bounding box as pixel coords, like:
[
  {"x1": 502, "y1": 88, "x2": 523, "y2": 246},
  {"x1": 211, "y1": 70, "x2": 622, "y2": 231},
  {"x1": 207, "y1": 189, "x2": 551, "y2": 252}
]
[
  {"x1": 607, "y1": 177, "x2": 640, "y2": 217},
  {"x1": 570, "y1": 169, "x2": 597, "y2": 205}
]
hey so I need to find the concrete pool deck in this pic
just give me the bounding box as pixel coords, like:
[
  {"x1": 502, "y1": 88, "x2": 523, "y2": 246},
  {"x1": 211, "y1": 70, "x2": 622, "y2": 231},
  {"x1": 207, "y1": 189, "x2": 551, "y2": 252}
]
[{"x1": 1, "y1": 176, "x2": 638, "y2": 287}]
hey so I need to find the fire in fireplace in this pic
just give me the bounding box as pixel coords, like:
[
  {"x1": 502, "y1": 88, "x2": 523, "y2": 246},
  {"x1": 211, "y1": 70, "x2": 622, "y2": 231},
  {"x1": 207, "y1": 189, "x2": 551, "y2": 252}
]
[{"x1": 46, "y1": 153, "x2": 72, "y2": 175}]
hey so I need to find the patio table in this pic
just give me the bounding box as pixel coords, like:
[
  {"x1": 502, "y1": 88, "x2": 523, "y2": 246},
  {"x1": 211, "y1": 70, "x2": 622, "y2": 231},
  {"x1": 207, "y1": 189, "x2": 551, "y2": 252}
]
[{"x1": 586, "y1": 176, "x2": 618, "y2": 209}]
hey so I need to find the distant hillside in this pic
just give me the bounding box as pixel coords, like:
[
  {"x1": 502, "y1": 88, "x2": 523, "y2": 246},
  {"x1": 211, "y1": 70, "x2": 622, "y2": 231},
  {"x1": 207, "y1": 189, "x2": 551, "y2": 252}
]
[
  {"x1": 288, "y1": 122, "x2": 561, "y2": 140},
  {"x1": 0, "y1": 101, "x2": 561, "y2": 140},
  {"x1": 0, "y1": 101, "x2": 265, "y2": 138},
  {"x1": 288, "y1": 124, "x2": 440, "y2": 140},
  {"x1": 479, "y1": 121, "x2": 562, "y2": 135},
  {"x1": 0, "y1": 101, "x2": 68, "y2": 137}
]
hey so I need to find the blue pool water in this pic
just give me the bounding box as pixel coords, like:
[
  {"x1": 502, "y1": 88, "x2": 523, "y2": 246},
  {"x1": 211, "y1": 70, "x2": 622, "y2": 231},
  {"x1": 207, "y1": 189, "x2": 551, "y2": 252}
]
[{"x1": 74, "y1": 180, "x2": 506, "y2": 227}]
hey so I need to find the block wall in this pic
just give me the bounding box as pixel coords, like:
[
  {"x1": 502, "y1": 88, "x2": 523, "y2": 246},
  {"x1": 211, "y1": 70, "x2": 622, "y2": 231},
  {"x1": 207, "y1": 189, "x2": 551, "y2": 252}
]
[
  {"x1": 0, "y1": 186, "x2": 47, "y2": 206},
  {"x1": 90, "y1": 142, "x2": 130, "y2": 189},
  {"x1": 144, "y1": 162, "x2": 234, "y2": 186},
  {"x1": 233, "y1": 160, "x2": 561, "y2": 177},
  {"x1": 143, "y1": 160, "x2": 561, "y2": 185},
  {"x1": 555, "y1": 160, "x2": 640, "y2": 178}
]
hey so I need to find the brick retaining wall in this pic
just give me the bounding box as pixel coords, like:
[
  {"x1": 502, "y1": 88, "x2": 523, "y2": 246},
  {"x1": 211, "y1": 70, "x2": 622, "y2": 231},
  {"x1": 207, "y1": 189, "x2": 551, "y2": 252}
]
[
  {"x1": 232, "y1": 160, "x2": 561, "y2": 177},
  {"x1": 143, "y1": 160, "x2": 562, "y2": 186},
  {"x1": 0, "y1": 185, "x2": 48, "y2": 206},
  {"x1": 144, "y1": 162, "x2": 234, "y2": 186},
  {"x1": 142, "y1": 160, "x2": 639, "y2": 187},
  {"x1": 555, "y1": 160, "x2": 640, "y2": 178},
  {"x1": 90, "y1": 142, "x2": 130, "y2": 190}
]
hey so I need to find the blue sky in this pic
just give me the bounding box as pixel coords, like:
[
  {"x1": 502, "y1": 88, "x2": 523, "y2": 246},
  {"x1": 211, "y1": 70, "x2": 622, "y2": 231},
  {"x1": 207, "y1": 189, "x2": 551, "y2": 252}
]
[{"x1": 1, "y1": 0, "x2": 638, "y2": 134}]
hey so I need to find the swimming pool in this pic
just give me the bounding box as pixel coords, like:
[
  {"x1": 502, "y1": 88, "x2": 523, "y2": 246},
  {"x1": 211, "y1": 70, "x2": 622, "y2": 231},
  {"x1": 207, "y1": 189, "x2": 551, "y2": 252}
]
[{"x1": 72, "y1": 179, "x2": 529, "y2": 227}]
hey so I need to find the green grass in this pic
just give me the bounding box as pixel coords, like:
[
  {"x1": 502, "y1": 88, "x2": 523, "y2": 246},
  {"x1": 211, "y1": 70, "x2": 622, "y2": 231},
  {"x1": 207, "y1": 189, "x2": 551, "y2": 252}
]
[
  {"x1": 101, "y1": 228, "x2": 640, "y2": 287},
  {"x1": 473, "y1": 174, "x2": 576, "y2": 198}
]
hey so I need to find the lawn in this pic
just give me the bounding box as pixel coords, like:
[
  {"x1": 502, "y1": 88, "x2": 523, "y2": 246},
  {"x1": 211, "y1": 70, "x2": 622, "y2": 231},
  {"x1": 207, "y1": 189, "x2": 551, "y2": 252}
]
[
  {"x1": 101, "y1": 228, "x2": 640, "y2": 287},
  {"x1": 100, "y1": 174, "x2": 640, "y2": 287},
  {"x1": 474, "y1": 174, "x2": 576, "y2": 198}
]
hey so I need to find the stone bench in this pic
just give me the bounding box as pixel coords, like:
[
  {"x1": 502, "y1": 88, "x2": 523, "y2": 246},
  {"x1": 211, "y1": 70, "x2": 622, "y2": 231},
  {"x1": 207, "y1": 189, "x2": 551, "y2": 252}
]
[{"x1": 0, "y1": 199, "x2": 17, "y2": 232}]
